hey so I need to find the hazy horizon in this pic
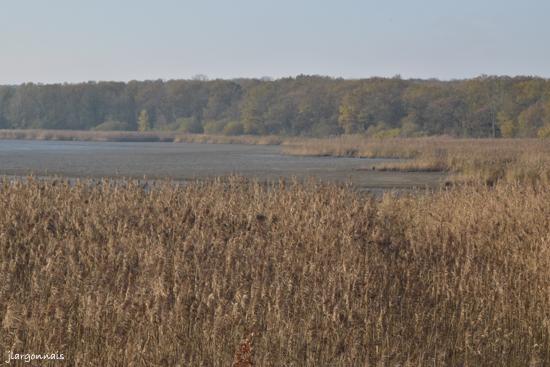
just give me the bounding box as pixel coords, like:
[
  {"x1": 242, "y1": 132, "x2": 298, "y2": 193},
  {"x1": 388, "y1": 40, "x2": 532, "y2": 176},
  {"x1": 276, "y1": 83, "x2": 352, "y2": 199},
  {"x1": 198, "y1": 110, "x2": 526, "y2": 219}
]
[{"x1": 1, "y1": 0, "x2": 549, "y2": 85}]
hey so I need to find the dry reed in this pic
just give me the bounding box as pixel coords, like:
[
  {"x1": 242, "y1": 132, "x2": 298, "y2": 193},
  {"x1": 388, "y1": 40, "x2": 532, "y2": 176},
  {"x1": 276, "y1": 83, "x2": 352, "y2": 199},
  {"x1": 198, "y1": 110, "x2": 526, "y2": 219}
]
[
  {"x1": 0, "y1": 129, "x2": 283, "y2": 145},
  {"x1": 283, "y1": 136, "x2": 550, "y2": 185},
  {"x1": 0, "y1": 177, "x2": 548, "y2": 365}
]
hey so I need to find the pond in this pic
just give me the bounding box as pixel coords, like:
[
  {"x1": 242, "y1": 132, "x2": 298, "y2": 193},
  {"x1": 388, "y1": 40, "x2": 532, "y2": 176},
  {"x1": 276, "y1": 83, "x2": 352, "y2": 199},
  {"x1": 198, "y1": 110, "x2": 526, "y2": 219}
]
[{"x1": 0, "y1": 140, "x2": 444, "y2": 190}]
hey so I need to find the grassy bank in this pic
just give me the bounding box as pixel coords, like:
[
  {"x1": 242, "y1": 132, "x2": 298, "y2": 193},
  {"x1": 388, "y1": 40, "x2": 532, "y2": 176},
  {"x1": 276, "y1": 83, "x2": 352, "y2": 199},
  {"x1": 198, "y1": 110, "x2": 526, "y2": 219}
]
[
  {"x1": 283, "y1": 136, "x2": 550, "y2": 185},
  {"x1": 0, "y1": 129, "x2": 283, "y2": 145},
  {"x1": 1, "y1": 177, "x2": 549, "y2": 366}
]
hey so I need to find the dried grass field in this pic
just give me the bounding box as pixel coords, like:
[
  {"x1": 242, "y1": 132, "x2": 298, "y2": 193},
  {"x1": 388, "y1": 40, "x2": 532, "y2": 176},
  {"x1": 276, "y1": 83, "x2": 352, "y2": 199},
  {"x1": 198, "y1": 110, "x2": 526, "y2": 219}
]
[
  {"x1": 1, "y1": 175, "x2": 549, "y2": 366},
  {"x1": 282, "y1": 136, "x2": 550, "y2": 186}
]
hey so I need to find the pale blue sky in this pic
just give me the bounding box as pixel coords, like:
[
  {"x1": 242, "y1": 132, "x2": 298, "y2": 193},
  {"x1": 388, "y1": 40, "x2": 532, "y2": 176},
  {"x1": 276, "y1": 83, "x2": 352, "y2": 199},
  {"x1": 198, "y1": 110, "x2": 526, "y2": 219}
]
[{"x1": 1, "y1": 0, "x2": 549, "y2": 84}]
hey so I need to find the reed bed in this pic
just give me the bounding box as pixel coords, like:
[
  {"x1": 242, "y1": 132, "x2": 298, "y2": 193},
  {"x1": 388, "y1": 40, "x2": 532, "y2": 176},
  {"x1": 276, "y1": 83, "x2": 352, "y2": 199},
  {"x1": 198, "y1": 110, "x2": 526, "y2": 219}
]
[
  {"x1": 283, "y1": 136, "x2": 550, "y2": 185},
  {"x1": 0, "y1": 177, "x2": 549, "y2": 366},
  {"x1": 0, "y1": 129, "x2": 283, "y2": 145},
  {"x1": 3, "y1": 130, "x2": 549, "y2": 185}
]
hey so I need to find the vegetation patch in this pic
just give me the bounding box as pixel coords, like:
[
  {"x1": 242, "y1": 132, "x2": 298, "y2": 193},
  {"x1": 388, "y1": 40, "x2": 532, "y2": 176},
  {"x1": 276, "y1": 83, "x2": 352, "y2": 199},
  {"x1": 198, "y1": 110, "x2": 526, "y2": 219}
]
[
  {"x1": 283, "y1": 136, "x2": 550, "y2": 185},
  {"x1": 0, "y1": 177, "x2": 549, "y2": 365},
  {"x1": 1, "y1": 76, "x2": 550, "y2": 137}
]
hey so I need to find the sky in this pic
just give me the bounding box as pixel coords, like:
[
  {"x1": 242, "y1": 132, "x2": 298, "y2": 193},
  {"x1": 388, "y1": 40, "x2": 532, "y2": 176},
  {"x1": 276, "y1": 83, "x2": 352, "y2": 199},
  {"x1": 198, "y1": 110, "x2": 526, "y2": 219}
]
[{"x1": 1, "y1": 0, "x2": 549, "y2": 84}]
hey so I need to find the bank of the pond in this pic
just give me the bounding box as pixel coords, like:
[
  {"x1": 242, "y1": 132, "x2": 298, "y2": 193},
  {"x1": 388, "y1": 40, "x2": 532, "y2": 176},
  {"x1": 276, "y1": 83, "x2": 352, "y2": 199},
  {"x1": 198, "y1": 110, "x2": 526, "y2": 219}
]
[{"x1": 0, "y1": 139, "x2": 444, "y2": 190}]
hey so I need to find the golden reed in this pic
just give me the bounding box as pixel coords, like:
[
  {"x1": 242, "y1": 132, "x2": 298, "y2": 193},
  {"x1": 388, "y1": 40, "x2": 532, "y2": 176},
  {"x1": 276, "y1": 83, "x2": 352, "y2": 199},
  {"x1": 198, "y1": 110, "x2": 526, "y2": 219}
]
[{"x1": 0, "y1": 176, "x2": 548, "y2": 365}]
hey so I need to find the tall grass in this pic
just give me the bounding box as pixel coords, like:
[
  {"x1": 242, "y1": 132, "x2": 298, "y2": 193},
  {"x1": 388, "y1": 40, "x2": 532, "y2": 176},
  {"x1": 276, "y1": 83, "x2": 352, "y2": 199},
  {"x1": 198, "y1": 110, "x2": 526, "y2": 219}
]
[
  {"x1": 283, "y1": 136, "x2": 550, "y2": 185},
  {"x1": 0, "y1": 177, "x2": 548, "y2": 365},
  {"x1": 0, "y1": 129, "x2": 283, "y2": 145}
]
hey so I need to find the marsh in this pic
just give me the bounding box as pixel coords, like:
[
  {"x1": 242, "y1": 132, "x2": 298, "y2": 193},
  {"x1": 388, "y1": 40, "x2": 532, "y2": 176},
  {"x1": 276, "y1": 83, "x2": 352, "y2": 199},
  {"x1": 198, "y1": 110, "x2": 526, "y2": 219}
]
[{"x1": 0, "y1": 140, "x2": 443, "y2": 190}]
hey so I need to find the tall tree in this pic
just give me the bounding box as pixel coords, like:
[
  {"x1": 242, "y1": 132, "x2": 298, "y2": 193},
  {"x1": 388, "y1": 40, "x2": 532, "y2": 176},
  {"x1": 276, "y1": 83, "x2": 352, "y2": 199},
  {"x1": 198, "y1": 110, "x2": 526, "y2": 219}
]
[
  {"x1": 0, "y1": 76, "x2": 549, "y2": 137},
  {"x1": 137, "y1": 109, "x2": 150, "y2": 132}
]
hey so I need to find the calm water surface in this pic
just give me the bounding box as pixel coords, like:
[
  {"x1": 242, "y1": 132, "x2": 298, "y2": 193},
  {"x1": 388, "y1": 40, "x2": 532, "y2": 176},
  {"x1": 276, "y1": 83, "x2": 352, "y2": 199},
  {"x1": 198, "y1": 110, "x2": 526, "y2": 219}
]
[{"x1": 0, "y1": 140, "x2": 444, "y2": 190}]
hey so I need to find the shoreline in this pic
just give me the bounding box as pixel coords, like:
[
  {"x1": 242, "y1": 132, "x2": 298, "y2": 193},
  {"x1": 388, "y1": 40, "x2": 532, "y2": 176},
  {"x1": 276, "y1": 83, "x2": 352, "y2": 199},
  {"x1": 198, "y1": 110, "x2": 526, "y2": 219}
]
[
  {"x1": 0, "y1": 129, "x2": 284, "y2": 145},
  {"x1": 2, "y1": 131, "x2": 548, "y2": 185}
]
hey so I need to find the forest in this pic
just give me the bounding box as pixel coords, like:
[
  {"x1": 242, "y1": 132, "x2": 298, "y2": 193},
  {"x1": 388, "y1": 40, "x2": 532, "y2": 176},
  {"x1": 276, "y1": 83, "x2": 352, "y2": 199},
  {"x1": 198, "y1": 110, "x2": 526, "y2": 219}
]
[{"x1": 0, "y1": 75, "x2": 549, "y2": 138}]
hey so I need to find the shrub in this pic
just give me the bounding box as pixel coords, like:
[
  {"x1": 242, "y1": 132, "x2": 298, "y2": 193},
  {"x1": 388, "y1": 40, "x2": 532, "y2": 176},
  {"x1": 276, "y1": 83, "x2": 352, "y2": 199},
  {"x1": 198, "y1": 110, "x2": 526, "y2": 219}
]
[
  {"x1": 93, "y1": 120, "x2": 132, "y2": 131},
  {"x1": 177, "y1": 117, "x2": 203, "y2": 134},
  {"x1": 203, "y1": 120, "x2": 225, "y2": 134},
  {"x1": 223, "y1": 121, "x2": 244, "y2": 136},
  {"x1": 537, "y1": 124, "x2": 550, "y2": 139}
]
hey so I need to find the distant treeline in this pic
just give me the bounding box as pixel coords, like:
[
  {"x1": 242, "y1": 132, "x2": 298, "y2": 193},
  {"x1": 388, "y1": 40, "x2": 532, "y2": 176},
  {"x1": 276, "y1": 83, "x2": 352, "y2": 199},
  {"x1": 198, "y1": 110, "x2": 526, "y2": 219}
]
[{"x1": 1, "y1": 75, "x2": 549, "y2": 138}]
